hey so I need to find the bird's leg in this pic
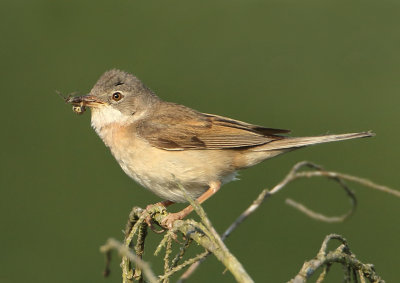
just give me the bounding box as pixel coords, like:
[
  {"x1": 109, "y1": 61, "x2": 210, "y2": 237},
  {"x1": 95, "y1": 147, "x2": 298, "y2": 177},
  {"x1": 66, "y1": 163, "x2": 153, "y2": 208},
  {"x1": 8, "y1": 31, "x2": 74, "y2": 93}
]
[
  {"x1": 161, "y1": 181, "x2": 221, "y2": 229},
  {"x1": 145, "y1": 200, "x2": 174, "y2": 233}
]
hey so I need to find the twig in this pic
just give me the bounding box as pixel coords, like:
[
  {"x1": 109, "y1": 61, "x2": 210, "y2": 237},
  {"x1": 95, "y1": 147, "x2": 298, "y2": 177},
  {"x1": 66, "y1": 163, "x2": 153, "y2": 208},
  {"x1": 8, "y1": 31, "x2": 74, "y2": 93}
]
[
  {"x1": 178, "y1": 161, "x2": 399, "y2": 281},
  {"x1": 176, "y1": 184, "x2": 254, "y2": 283},
  {"x1": 285, "y1": 198, "x2": 351, "y2": 223},
  {"x1": 122, "y1": 208, "x2": 148, "y2": 283},
  {"x1": 100, "y1": 238, "x2": 158, "y2": 283},
  {"x1": 170, "y1": 238, "x2": 193, "y2": 269},
  {"x1": 154, "y1": 230, "x2": 175, "y2": 257},
  {"x1": 178, "y1": 188, "x2": 271, "y2": 282},
  {"x1": 133, "y1": 221, "x2": 148, "y2": 282},
  {"x1": 294, "y1": 169, "x2": 400, "y2": 198},
  {"x1": 103, "y1": 247, "x2": 112, "y2": 277},
  {"x1": 123, "y1": 205, "x2": 167, "y2": 282},
  {"x1": 287, "y1": 234, "x2": 385, "y2": 283},
  {"x1": 163, "y1": 234, "x2": 173, "y2": 283},
  {"x1": 315, "y1": 264, "x2": 329, "y2": 283},
  {"x1": 158, "y1": 251, "x2": 209, "y2": 281}
]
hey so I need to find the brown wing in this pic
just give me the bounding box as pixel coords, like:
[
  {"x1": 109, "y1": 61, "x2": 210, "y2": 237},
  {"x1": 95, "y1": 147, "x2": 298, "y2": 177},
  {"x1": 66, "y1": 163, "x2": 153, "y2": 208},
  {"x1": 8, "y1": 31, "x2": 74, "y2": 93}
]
[{"x1": 137, "y1": 103, "x2": 290, "y2": 150}]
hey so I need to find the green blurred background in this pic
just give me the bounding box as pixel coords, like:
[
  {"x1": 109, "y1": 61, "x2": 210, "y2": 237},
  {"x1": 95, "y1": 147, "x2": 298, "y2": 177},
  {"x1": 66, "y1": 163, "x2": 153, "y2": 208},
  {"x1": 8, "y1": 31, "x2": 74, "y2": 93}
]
[{"x1": 1, "y1": 0, "x2": 399, "y2": 282}]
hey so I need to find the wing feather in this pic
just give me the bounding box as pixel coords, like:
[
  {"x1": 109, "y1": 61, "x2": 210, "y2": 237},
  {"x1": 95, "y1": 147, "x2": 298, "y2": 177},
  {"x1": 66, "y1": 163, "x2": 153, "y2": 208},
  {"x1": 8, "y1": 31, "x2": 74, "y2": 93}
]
[{"x1": 137, "y1": 103, "x2": 289, "y2": 150}]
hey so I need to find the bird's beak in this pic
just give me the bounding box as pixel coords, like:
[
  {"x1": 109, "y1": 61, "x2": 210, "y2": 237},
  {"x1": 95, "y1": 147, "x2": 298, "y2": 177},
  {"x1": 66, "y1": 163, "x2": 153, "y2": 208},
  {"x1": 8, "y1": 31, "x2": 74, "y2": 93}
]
[{"x1": 66, "y1": 94, "x2": 104, "y2": 108}]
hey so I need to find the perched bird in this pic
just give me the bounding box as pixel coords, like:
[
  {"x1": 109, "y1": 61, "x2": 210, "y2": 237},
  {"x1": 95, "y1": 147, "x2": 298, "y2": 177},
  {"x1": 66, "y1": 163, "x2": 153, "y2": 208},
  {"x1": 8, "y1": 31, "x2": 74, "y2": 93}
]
[{"x1": 66, "y1": 69, "x2": 373, "y2": 228}]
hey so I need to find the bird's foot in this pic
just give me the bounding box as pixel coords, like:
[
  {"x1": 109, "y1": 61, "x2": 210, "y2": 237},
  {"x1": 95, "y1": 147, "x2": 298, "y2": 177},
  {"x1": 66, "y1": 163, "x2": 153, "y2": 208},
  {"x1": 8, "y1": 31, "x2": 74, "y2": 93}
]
[
  {"x1": 161, "y1": 211, "x2": 186, "y2": 230},
  {"x1": 144, "y1": 203, "x2": 166, "y2": 234}
]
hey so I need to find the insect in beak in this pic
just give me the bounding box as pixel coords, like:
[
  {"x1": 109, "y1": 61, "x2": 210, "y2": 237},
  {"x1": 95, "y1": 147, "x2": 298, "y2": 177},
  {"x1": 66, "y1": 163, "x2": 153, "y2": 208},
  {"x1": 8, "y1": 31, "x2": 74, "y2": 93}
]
[{"x1": 61, "y1": 93, "x2": 104, "y2": 114}]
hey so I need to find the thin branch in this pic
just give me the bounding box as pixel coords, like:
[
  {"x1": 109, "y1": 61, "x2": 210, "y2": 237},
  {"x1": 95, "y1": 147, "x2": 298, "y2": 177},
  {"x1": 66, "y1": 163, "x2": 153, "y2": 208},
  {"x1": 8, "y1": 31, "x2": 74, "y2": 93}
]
[
  {"x1": 285, "y1": 198, "x2": 350, "y2": 223},
  {"x1": 163, "y1": 234, "x2": 173, "y2": 282},
  {"x1": 158, "y1": 251, "x2": 208, "y2": 281},
  {"x1": 170, "y1": 238, "x2": 193, "y2": 269},
  {"x1": 178, "y1": 161, "x2": 399, "y2": 281},
  {"x1": 133, "y1": 221, "x2": 148, "y2": 282},
  {"x1": 122, "y1": 207, "x2": 149, "y2": 283},
  {"x1": 100, "y1": 238, "x2": 158, "y2": 283},
  {"x1": 178, "y1": 188, "x2": 271, "y2": 282},
  {"x1": 294, "y1": 169, "x2": 400, "y2": 198},
  {"x1": 167, "y1": 184, "x2": 255, "y2": 283},
  {"x1": 287, "y1": 234, "x2": 385, "y2": 283}
]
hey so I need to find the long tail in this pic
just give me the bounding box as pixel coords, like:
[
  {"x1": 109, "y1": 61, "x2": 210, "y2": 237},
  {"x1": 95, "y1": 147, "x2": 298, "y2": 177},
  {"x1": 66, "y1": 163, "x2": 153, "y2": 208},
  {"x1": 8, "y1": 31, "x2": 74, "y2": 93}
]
[{"x1": 254, "y1": 131, "x2": 374, "y2": 151}]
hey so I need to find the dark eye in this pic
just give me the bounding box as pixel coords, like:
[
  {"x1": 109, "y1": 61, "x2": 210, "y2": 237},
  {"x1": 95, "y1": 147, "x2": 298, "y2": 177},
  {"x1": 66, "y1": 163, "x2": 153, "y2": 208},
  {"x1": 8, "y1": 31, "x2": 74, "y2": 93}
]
[{"x1": 112, "y1": 92, "x2": 123, "y2": 101}]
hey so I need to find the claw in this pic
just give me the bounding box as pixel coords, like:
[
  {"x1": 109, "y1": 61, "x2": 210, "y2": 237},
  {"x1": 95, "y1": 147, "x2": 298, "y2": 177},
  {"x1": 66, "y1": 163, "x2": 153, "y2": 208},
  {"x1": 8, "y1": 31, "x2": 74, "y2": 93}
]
[
  {"x1": 144, "y1": 201, "x2": 174, "y2": 234},
  {"x1": 145, "y1": 214, "x2": 165, "y2": 234},
  {"x1": 160, "y1": 212, "x2": 185, "y2": 230}
]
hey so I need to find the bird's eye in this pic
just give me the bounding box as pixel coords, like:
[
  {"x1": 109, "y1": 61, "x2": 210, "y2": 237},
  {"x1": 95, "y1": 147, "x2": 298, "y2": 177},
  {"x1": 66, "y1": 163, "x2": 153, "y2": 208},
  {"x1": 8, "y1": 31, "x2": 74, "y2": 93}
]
[{"x1": 112, "y1": 92, "x2": 123, "y2": 101}]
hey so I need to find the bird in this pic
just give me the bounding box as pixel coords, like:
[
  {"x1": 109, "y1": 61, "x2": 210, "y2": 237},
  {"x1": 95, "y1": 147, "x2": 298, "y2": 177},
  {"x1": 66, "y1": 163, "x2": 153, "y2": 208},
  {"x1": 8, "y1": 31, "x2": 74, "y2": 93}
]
[{"x1": 66, "y1": 69, "x2": 373, "y2": 228}]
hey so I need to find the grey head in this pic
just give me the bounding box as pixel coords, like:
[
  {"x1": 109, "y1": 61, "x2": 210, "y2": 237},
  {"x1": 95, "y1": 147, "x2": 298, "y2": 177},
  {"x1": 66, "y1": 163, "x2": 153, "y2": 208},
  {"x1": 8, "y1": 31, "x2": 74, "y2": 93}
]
[
  {"x1": 66, "y1": 69, "x2": 162, "y2": 130},
  {"x1": 87, "y1": 69, "x2": 161, "y2": 116}
]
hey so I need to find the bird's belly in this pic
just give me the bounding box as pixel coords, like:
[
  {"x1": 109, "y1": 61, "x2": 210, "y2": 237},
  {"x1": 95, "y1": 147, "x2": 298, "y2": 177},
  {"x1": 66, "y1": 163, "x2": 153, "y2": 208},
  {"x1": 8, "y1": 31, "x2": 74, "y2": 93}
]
[{"x1": 110, "y1": 138, "x2": 237, "y2": 203}]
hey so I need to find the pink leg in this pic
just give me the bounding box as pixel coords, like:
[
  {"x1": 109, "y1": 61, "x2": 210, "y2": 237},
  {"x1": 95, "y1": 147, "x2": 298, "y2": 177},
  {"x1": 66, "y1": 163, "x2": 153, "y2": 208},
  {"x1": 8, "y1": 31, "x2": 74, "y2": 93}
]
[{"x1": 161, "y1": 181, "x2": 221, "y2": 229}]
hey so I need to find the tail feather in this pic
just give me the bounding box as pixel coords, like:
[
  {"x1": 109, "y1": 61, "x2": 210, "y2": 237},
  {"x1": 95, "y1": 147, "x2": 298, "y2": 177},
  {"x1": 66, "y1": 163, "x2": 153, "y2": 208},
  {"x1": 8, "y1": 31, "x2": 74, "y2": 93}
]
[{"x1": 254, "y1": 131, "x2": 374, "y2": 151}]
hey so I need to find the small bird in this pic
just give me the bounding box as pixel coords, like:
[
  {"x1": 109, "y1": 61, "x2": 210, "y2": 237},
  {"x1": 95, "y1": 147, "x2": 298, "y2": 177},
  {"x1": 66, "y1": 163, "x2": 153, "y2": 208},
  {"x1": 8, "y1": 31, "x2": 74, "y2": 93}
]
[{"x1": 66, "y1": 69, "x2": 373, "y2": 228}]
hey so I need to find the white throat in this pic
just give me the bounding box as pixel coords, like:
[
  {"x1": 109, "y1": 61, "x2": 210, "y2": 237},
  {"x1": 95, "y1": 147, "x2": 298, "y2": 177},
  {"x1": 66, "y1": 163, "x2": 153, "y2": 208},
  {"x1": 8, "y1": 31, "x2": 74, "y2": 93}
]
[{"x1": 91, "y1": 106, "x2": 131, "y2": 133}]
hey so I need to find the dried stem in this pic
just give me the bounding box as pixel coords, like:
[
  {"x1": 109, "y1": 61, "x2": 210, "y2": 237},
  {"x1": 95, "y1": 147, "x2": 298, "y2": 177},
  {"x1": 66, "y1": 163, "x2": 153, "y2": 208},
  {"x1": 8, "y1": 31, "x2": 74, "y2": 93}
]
[
  {"x1": 287, "y1": 234, "x2": 385, "y2": 283},
  {"x1": 170, "y1": 238, "x2": 193, "y2": 269},
  {"x1": 153, "y1": 185, "x2": 255, "y2": 283},
  {"x1": 133, "y1": 221, "x2": 148, "y2": 282},
  {"x1": 178, "y1": 161, "x2": 398, "y2": 281},
  {"x1": 100, "y1": 238, "x2": 158, "y2": 283}
]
